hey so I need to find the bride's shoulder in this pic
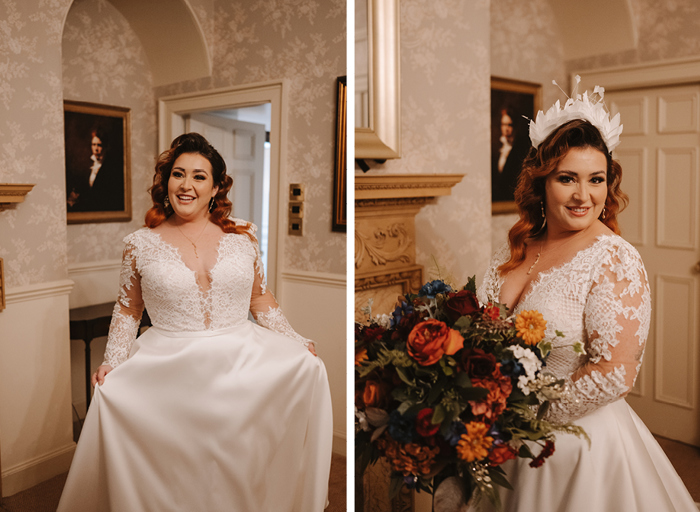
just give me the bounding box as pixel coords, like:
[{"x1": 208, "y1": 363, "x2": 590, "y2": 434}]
[
  {"x1": 593, "y1": 233, "x2": 645, "y2": 268},
  {"x1": 122, "y1": 227, "x2": 154, "y2": 246}
]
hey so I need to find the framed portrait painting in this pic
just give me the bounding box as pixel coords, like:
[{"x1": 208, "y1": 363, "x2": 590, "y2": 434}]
[
  {"x1": 491, "y1": 77, "x2": 542, "y2": 214},
  {"x1": 64, "y1": 100, "x2": 131, "y2": 224}
]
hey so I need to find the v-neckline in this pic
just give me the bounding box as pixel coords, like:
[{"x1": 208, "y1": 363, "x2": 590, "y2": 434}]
[
  {"x1": 149, "y1": 229, "x2": 228, "y2": 296},
  {"x1": 499, "y1": 233, "x2": 616, "y2": 312}
]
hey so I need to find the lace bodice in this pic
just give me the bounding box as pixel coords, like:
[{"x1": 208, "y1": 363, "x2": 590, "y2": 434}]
[
  {"x1": 477, "y1": 234, "x2": 651, "y2": 423},
  {"x1": 103, "y1": 221, "x2": 312, "y2": 368}
]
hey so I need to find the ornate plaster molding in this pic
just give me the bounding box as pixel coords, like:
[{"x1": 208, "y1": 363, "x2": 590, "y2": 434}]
[{"x1": 0, "y1": 183, "x2": 35, "y2": 212}]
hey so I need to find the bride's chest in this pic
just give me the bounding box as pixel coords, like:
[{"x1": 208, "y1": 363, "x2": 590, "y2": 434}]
[{"x1": 136, "y1": 235, "x2": 256, "y2": 297}]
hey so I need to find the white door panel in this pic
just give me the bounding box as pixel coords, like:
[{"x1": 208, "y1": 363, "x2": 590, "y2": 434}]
[{"x1": 609, "y1": 84, "x2": 700, "y2": 446}]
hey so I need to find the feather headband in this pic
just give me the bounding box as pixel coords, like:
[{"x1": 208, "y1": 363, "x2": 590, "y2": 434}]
[{"x1": 528, "y1": 75, "x2": 623, "y2": 153}]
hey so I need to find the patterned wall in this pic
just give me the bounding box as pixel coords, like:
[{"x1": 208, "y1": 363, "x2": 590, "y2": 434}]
[
  {"x1": 0, "y1": 0, "x2": 345, "y2": 290},
  {"x1": 156, "y1": 0, "x2": 347, "y2": 275},
  {"x1": 63, "y1": 0, "x2": 157, "y2": 264},
  {"x1": 357, "y1": 0, "x2": 493, "y2": 286},
  {"x1": 0, "y1": 0, "x2": 73, "y2": 287}
]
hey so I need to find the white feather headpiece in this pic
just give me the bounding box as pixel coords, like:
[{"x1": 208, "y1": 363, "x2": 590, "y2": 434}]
[{"x1": 528, "y1": 75, "x2": 623, "y2": 153}]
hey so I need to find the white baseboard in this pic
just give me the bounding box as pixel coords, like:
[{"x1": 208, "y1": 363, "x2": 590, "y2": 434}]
[{"x1": 1, "y1": 443, "x2": 75, "y2": 497}]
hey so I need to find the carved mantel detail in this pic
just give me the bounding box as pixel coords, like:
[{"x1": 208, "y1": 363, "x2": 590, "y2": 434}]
[{"x1": 355, "y1": 173, "x2": 463, "y2": 321}]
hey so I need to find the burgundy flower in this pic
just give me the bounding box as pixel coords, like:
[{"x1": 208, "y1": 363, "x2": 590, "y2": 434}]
[
  {"x1": 462, "y1": 348, "x2": 497, "y2": 379},
  {"x1": 444, "y1": 290, "x2": 480, "y2": 323},
  {"x1": 415, "y1": 408, "x2": 440, "y2": 437}
]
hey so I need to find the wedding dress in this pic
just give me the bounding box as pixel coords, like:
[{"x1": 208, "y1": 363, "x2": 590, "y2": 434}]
[
  {"x1": 57, "y1": 222, "x2": 333, "y2": 512},
  {"x1": 475, "y1": 234, "x2": 697, "y2": 512}
]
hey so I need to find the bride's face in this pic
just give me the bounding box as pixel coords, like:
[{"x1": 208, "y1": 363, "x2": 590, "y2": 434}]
[
  {"x1": 167, "y1": 152, "x2": 219, "y2": 221},
  {"x1": 544, "y1": 146, "x2": 608, "y2": 234}
]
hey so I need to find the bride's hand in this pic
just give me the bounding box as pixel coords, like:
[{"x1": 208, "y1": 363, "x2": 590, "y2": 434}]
[{"x1": 92, "y1": 364, "x2": 113, "y2": 387}]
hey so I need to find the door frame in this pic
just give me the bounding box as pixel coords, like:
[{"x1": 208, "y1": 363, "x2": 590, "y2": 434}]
[
  {"x1": 157, "y1": 80, "x2": 288, "y2": 294},
  {"x1": 576, "y1": 55, "x2": 700, "y2": 92}
]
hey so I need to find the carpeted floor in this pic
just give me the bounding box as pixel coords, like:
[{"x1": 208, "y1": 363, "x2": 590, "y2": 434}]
[{"x1": 0, "y1": 453, "x2": 346, "y2": 512}]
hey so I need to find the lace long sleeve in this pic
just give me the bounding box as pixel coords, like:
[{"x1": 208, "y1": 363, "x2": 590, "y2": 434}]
[
  {"x1": 547, "y1": 245, "x2": 651, "y2": 423},
  {"x1": 246, "y1": 234, "x2": 314, "y2": 350},
  {"x1": 102, "y1": 242, "x2": 144, "y2": 368}
]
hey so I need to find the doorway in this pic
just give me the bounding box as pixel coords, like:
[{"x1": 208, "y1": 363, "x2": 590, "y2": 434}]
[{"x1": 158, "y1": 81, "x2": 287, "y2": 293}]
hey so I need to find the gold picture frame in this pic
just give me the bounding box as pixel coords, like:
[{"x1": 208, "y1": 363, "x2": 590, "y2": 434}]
[
  {"x1": 491, "y1": 77, "x2": 542, "y2": 214},
  {"x1": 333, "y1": 76, "x2": 347, "y2": 233},
  {"x1": 64, "y1": 100, "x2": 131, "y2": 224}
]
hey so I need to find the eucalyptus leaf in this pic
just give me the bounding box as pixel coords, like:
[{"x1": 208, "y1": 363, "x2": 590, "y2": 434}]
[
  {"x1": 396, "y1": 366, "x2": 416, "y2": 386},
  {"x1": 454, "y1": 372, "x2": 472, "y2": 388},
  {"x1": 488, "y1": 468, "x2": 514, "y2": 490},
  {"x1": 433, "y1": 404, "x2": 446, "y2": 424}
]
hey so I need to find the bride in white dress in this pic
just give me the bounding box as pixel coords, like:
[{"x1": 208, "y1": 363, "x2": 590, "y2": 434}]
[
  {"x1": 57, "y1": 133, "x2": 333, "y2": 511},
  {"x1": 476, "y1": 111, "x2": 697, "y2": 510}
]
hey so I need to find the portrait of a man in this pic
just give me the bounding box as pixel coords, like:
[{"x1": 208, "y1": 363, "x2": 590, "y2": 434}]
[
  {"x1": 64, "y1": 101, "x2": 131, "y2": 223},
  {"x1": 490, "y1": 78, "x2": 541, "y2": 212}
]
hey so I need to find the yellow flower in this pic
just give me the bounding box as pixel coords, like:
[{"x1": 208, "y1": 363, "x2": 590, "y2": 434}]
[
  {"x1": 456, "y1": 422, "x2": 493, "y2": 462},
  {"x1": 355, "y1": 348, "x2": 368, "y2": 366},
  {"x1": 515, "y1": 310, "x2": 547, "y2": 346}
]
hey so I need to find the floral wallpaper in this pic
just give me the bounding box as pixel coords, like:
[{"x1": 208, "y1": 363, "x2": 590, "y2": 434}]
[
  {"x1": 0, "y1": 0, "x2": 345, "y2": 289},
  {"x1": 156, "y1": 0, "x2": 347, "y2": 275},
  {"x1": 0, "y1": 0, "x2": 73, "y2": 287},
  {"x1": 63, "y1": 0, "x2": 157, "y2": 264},
  {"x1": 358, "y1": 0, "x2": 493, "y2": 285}
]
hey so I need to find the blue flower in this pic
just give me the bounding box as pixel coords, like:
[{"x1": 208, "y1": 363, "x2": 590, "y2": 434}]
[
  {"x1": 390, "y1": 300, "x2": 414, "y2": 329},
  {"x1": 388, "y1": 410, "x2": 417, "y2": 443},
  {"x1": 418, "y1": 280, "x2": 452, "y2": 299},
  {"x1": 444, "y1": 420, "x2": 467, "y2": 446},
  {"x1": 499, "y1": 358, "x2": 523, "y2": 377},
  {"x1": 403, "y1": 475, "x2": 418, "y2": 488}
]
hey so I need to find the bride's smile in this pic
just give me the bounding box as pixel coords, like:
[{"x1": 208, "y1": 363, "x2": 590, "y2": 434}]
[{"x1": 544, "y1": 146, "x2": 608, "y2": 235}]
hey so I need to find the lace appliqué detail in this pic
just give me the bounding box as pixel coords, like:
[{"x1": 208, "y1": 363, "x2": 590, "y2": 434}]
[
  {"x1": 480, "y1": 235, "x2": 651, "y2": 424},
  {"x1": 254, "y1": 306, "x2": 315, "y2": 349},
  {"x1": 103, "y1": 308, "x2": 140, "y2": 368}
]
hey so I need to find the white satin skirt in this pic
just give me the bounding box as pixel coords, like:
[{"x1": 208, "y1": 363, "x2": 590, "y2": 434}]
[
  {"x1": 57, "y1": 321, "x2": 333, "y2": 512},
  {"x1": 474, "y1": 399, "x2": 696, "y2": 512}
]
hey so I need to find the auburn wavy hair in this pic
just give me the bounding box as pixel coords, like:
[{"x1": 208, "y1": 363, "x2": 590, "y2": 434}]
[
  {"x1": 144, "y1": 132, "x2": 254, "y2": 241},
  {"x1": 499, "y1": 119, "x2": 628, "y2": 274}
]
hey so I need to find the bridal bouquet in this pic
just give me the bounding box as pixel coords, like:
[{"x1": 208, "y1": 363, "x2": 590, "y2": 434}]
[{"x1": 355, "y1": 278, "x2": 588, "y2": 509}]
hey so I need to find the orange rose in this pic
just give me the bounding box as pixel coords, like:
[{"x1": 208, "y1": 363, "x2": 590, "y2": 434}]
[
  {"x1": 469, "y1": 369, "x2": 512, "y2": 422},
  {"x1": 362, "y1": 380, "x2": 388, "y2": 408},
  {"x1": 407, "y1": 319, "x2": 464, "y2": 366},
  {"x1": 488, "y1": 444, "x2": 518, "y2": 466}
]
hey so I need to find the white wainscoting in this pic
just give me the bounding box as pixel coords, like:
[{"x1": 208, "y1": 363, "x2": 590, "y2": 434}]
[
  {"x1": 278, "y1": 270, "x2": 347, "y2": 456},
  {"x1": 1, "y1": 280, "x2": 76, "y2": 496},
  {"x1": 67, "y1": 259, "x2": 121, "y2": 309}
]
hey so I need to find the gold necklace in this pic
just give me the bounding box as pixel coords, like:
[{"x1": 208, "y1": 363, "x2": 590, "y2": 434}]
[
  {"x1": 176, "y1": 221, "x2": 208, "y2": 258},
  {"x1": 527, "y1": 244, "x2": 542, "y2": 275}
]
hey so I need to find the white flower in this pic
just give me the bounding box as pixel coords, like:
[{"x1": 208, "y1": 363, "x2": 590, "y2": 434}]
[
  {"x1": 509, "y1": 345, "x2": 543, "y2": 395},
  {"x1": 375, "y1": 313, "x2": 392, "y2": 330}
]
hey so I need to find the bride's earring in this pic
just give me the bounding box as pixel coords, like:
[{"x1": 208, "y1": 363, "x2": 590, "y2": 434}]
[
  {"x1": 164, "y1": 195, "x2": 170, "y2": 209},
  {"x1": 600, "y1": 206, "x2": 606, "y2": 220},
  {"x1": 541, "y1": 201, "x2": 545, "y2": 218},
  {"x1": 209, "y1": 198, "x2": 216, "y2": 213}
]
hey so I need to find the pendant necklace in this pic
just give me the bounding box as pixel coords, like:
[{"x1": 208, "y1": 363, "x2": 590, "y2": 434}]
[
  {"x1": 176, "y1": 220, "x2": 208, "y2": 258},
  {"x1": 527, "y1": 244, "x2": 542, "y2": 275}
]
